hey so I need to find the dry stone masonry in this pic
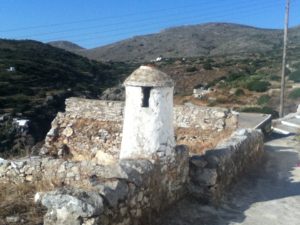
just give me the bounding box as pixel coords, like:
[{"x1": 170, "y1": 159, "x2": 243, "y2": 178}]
[
  {"x1": 189, "y1": 129, "x2": 264, "y2": 204},
  {"x1": 41, "y1": 97, "x2": 236, "y2": 163},
  {"x1": 0, "y1": 66, "x2": 264, "y2": 225}
]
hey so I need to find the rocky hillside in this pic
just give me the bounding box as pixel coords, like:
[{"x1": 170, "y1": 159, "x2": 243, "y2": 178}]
[
  {"x1": 79, "y1": 23, "x2": 300, "y2": 62},
  {"x1": 0, "y1": 39, "x2": 136, "y2": 156},
  {"x1": 48, "y1": 40, "x2": 85, "y2": 52}
]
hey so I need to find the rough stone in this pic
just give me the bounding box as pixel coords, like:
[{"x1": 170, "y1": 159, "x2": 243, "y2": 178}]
[
  {"x1": 94, "y1": 180, "x2": 129, "y2": 208},
  {"x1": 94, "y1": 151, "x2": 115, "y2": 165},
  {"x1": 41, "y1": 188, "x2": 103, "y2": 225},
  {"x1": 62, "y1": 127, "x2": 73, "y2": 137},
  {"x1": 190, "y1": 156, "x2": 208, "y2": 168},
  {"x1": 194, "y1": 168, "x2": 218, "y2": 186},
  {"x1": 189, "y1": 128, "x2": 264, "y2": 203},
  {"x1": 6, "y1": 215, "x2": 20, "y2": 223}
]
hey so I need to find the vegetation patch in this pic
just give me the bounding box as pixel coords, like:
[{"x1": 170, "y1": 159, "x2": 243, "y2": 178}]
[
  {"x1": 0, "y1": 182, "x2": 46, "y2": 225},
  {"x1": 185, "y1": 66, "x2": 198, "y2": 72},
  {"x1": 257, "y1": 95, "x2": 271, "y2": 105},
  {"x1": 203, "y1": 61, "x2": 213, "y2": 70},
  {"x1": 288, "y1": 88, "x2": 300, "y2": 99},
  {"x1": 246, "y1": 80, "x2": 271, "y2": 92},
  {"x1": 235, "y1": 88, "x2": 245, "y2": 96},
  {"x1": 226, "y1": 73, "x2": 244, "y2": 82},
  {"x1": 289, "y1": 70, "x2": 300, "y2": 83},
  {"x1": 270, "y1": 74, "x2": 281, "y2": 81}
]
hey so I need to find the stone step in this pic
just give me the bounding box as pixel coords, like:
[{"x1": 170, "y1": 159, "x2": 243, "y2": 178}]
[
  {"x1": 281, "y1": 118, "x2": 300, "y2": 128},
  {"x1": 273, "y1": 123, "x2": 299, "y2": 135}
]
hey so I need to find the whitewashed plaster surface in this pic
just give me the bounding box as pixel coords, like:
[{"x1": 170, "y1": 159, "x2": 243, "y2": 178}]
[{"x1": 120, "y1": 86, "x2": 175, "y2": 159}]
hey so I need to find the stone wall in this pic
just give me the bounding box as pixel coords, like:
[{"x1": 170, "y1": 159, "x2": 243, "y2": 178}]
[
  {"x1": 174, "y1": 103, "x2": 235, "y2": 131},
  {"x1": 43, "y1": 112, "x2": 122, "y2": 164},
  {"x1": 63, "y1": 97, "x2": 236, "y2": 131},
  {"x1": 189, "y1": 129, "x2": 264, "y2": 204},
  {"x1": 65, "y1": 98, "x2": 124, "y2": 121},
  {"x1": 0, "y1": 129, "x2": 264, "y2": 224},
  {"x1": 0, "y1": 146, "x2": 189, "y2": 225},
  {"x1": 41, "y1": 98, "x2": 237, "y2": 162}
]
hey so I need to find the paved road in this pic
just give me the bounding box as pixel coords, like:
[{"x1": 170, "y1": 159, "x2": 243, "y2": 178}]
[
  {"x1": 238, "y1": 112, "x2": 271, "y2": 129},
  {"x1": 157, "y1": 134, "x2": 300, "y2": 225}
]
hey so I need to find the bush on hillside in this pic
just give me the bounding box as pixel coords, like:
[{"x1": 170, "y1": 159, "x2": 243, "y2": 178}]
[
  {"x1": 257, "y1": 95, "x2": 271, "y2": 105},
  {"x1": 270, "y1": 75, "x2": 280, "y2": 81},
  {"x1": 235, "y1": 88, "x2": 245, "y2": 96},
  {"x1": 226, "y1": 73, "x2": 244, "y2": 82},
  {"x1": 186, "y1": 66, "x2": 198, "y2": 72},
  {"x1": 289, "y1": 70, "x2": 300, "y2": 82},
  {"x1": 246, "y1": 80, "x2": 270, "y2": 92},
  {"x1": 203, "y1": 62, "x2": 212, "y2": 70},
  {"x1": 288, "y1": 88, "x2": 300, "y2": 99}
]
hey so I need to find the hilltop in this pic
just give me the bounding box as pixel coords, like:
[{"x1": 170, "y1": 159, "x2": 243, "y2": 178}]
[
  {"x1": 48, "y1": 40, "x2": 85, "y2": 52},
  {"x1": 64, "y1": 23, "x2": 300, "y2": 62}
]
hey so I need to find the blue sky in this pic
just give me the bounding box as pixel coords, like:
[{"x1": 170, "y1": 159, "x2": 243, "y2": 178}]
[{"x1": 0, "y1": 0, "x2": 299, "y2": 48}]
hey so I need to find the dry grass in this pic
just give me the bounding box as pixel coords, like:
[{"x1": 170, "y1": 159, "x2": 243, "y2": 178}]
[
  {"x1": 176, "y1": 127, "x2": 233, "y2": 155},
  {"x1": 0, "y1": 182, "x2": 46, "y2": 225}
]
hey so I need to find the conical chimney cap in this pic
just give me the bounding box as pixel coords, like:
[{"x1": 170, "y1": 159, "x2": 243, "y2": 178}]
[{"x1": 124, "y1": 65, "x2": 174, "y2": 87}]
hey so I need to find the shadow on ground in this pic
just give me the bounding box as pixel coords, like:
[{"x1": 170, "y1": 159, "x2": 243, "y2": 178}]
[{"x1": 156, "y1": 134, "x2": 300, "y2": 225}]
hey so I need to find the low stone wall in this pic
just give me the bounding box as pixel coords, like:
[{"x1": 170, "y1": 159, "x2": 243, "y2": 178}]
[
  {"x1": 43, "y1": 113, "x2": 122, "y2": 164},
  {"x1": 174, "y1": 103, "x2": 236, "y2": 131},
  {"x1": 189, "y1": 129, "x2": 264, "y2": 204},
  {"x1": 65, "y1": 98, "x2": 124, "y2": 122},
  {"x1": 41, "y1": 98, "x2": 237, "y2": 162},
  {"x1": 0, "y1": 129, "x2": 264, "y2": 224},
  {"x1": 0, "y1": 146, "x2": 189, "y2": 225},
  {"x1": 64, "y1": 97, "x2": 236, "y2": 131}
]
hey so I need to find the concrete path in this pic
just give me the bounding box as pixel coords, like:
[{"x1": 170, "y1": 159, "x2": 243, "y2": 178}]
[
  {"x1": 238, "y1": 112, "x2": 271, "y2": 130},
  {"x1": 157, "y1": 134, "x2": 300, "y2": 225}
]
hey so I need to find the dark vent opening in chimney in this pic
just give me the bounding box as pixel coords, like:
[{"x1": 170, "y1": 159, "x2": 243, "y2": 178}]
[{"x1": 141, "y1": 87, "x2": 152, "y2": 107}]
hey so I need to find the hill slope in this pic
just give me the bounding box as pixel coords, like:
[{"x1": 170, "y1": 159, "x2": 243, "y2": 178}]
[
  {"x1": 0, "y1": 39, "x2": 135, "y2": 155},
  {"x1": 82, "y1": 23, "x2": 300, "y2": 62},
  {"x1": 48, "y1": 40, "x2": 85, "y2": 52}
]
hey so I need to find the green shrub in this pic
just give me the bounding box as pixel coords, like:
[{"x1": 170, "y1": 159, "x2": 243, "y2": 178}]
[
  {"x1": 186, "y1": 66, "x2": 197, "y2": 72},
  {"x1": 270, "y1": 75, "x2": 281, "y2": 81},
  {"x1": 288, "y1": 88, "x2": 300, "y2": 99},
  {"x1": 235, "y1": 88, "x2": 245, "y2": 96},
  {"x1": 203, "y1": 62, "x2": 212, "y2": 70},
  {"x1": 289, "y1": 70, "x2": 300, "y2": 82},
  {"x1": 207, "y1": 76, "x2": 226, "y2": 87},
  {"x1": 257, "y1": 95, "x2": 270, "y2": 105},
  {"x1": 246, "y1": 80, "x2": 270, "y2": 92},
  {"x1": 226, "y1": 73, "x2": 244, "y2": 82}
]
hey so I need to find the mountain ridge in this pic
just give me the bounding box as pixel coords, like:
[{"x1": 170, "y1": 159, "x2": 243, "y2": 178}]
[
  {"x1": 48, "y1": 40, "x2": 85, "y2": 52},
  {"x1": 50, "y1": 22, "x2": 300, "y2": 62}
]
